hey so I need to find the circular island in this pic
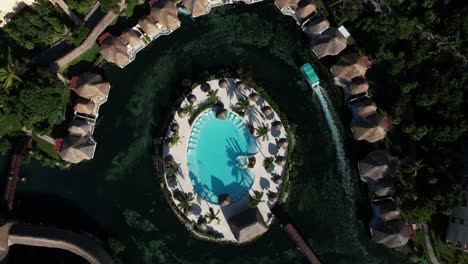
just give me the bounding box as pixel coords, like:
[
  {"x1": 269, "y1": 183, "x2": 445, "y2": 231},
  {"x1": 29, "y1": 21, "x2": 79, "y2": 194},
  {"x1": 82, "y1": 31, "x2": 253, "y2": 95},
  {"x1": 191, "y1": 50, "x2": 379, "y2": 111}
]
[{"x1": 163, "y1": 78, "x2": 289, "y2": 243}]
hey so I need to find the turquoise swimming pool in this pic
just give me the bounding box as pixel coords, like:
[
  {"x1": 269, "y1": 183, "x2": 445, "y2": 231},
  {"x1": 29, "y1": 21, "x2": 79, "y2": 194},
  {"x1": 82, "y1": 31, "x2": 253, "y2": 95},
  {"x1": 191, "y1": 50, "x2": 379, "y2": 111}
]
[{"x1": 187, "y1": 109, "x2": 258, "y2": 204}]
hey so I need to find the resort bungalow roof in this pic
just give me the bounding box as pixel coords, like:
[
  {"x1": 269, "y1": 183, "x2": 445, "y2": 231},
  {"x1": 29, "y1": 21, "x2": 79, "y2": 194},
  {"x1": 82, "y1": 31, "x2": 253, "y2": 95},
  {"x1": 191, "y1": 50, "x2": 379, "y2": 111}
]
[
  {"x1": 371, "y1": 219, "x2": 410, "y2": 248},
  {"x1": 228, "y1": 208, "x2": 267, "y2": 243},
  {"x1": 150, "y1": 0, "x2": 181, "y2": 31},
  {"x1": 72, "y1": 72, "x2": 110, "y2": 102},
  {"x1": 331, "y1": 53, "x2": 372, "y2": 81},
  {"x1": 120, "y1": 29, "x2": 144, "y2": 48},
  {"x1": 371, "y1": 199, "x2": 400, "y2": 223},
  {"x1": 304, "y1": 16, "x2": 330, "y2": 36},
  {"x1": 59, "y1": 136, "x2": 96, "y2": 164},
  {"x1": 349, "y1": 77, "x2": 369, "y2": 95},
  {"x1": 73, "y1": 98, "x2": 98, "y2": 116},
  {"x1": 274, "y1": 0, "x2": 299, "y2": 9},
  {"x1": 358, "y1": 150, "x2": 396, "y2": 182},
  {"x1": 295, "y1": 0, "x2": 316, "y2": 19},
  {"x1": 368, "y1": 179, "x2": 394, "y2": 198},
  {"x1": 68, "y1": 118, "x2": 93, "y2": 137},
  {"x1": 350, "y1": 113, "x2": 391, "y2": 143},
  {"x1": 100, "y1": 35, "x2": 131, "y2": 68},
  {"x1": 182, "y1": 0, "x2": 209, "y2": 18},
  {"x1": 350, "y1": 98, "x2": 377, "y2": 119},
  {"x1": 138, "y1": 15, "x2": 161, "y2": 36},
  {"x1": 311, "y1": 28, "x2": 347, "y2": 58}
]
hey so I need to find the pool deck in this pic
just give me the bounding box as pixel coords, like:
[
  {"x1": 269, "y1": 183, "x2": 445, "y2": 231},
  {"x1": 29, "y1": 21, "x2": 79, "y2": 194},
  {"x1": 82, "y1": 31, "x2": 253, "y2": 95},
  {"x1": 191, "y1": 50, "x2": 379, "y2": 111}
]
[{"x1": 163, "y1": 78, "x2": 288, "y2": 242}]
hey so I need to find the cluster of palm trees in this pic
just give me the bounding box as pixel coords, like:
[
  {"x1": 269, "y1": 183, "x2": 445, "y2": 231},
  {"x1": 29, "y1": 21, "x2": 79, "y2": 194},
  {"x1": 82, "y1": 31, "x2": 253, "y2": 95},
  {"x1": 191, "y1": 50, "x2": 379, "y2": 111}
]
[{"x1": 0, "y1": 49, "x2": 22, "y2": 90}]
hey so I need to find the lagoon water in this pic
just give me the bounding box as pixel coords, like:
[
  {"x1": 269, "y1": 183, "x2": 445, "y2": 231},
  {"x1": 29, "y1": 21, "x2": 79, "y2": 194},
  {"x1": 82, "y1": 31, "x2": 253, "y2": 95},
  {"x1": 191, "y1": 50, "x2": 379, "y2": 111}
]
[{"x1": 0, "y1": 3, "x2": 405, "y2": 264}]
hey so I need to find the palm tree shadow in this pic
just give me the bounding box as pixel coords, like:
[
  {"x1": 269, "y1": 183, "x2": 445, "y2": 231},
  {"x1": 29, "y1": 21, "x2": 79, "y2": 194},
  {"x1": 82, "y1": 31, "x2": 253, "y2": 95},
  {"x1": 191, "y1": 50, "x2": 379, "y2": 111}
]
[
  {"x1": 247, "y1": 106, "x2": 262, "y2": 125},
  {"x1": 226, "y1": 79, "x2": 242, "y2": 100}
]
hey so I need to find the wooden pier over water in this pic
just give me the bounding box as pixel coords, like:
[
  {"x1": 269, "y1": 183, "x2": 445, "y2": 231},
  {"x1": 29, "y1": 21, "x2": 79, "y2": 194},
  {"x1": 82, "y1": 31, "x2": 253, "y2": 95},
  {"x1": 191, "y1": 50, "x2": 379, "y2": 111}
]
[{"x1": 271, "y1": 205, "x2": 321, "y2": 264}]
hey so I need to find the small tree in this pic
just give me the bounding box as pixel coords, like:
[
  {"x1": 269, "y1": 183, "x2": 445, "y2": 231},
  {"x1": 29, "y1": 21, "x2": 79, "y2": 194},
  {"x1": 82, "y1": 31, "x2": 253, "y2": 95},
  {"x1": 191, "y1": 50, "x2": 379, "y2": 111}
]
[
  {"x1": 402, "y1": 160, "x2": 426, "y2": 177},
  {"x1": 0, "y1": 49, "x2": 22, "y2": 90},
  {"x1": 107, "y1": 237, "x2": 125, "y2": 257},
  {"x1": 167, "y1": 132, "x2": 182, "y2": 147},
  {"x1": 207, "y1": 89, "x2": 220, "y2": 104},
  {"x1": 249, "y1": 190, "x2": 265, "y2": 208},
  {"x1": 176, "y1": 192, "x2": 194, "y2": 214},
  {"x1": 263, "y1": 157, "x2": 274, "y2": 171},
  {"x1": 182, "y1": 103, "x2": 195, "y2": 116},
  {"x1": 205, "y1": 207, "x2": 220, "y2": 224},
  {"x1": 255, "y1": 123, "x2": 270, "y2": 141},
  {"x1": 233, "y1": 97, "x2": 253, "y2": 116}
]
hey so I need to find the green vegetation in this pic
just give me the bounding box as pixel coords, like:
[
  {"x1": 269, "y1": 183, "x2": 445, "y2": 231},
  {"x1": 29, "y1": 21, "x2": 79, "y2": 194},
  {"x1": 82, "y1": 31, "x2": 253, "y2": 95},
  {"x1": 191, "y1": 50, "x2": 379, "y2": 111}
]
[
  {"x1": 262, "y1": 157, "x2": 274, "y2": 171},
  {"x1": 232, "y1": 97, "x2": 253, "y2": 116},
  {"x1": 248, "y1": 190, "x2": 265, "y2": 208},
  {"x1": 66, "y1": 0, "x2": 96, "y2": 16},
  {"x1": 175, "y1": 192, "x2": 194, "y2": 214},
  {"x1": 205, "y1": 207, "x2": 220, "y2": 224},
  {"x1": 255, "y1": 123, "x2": 269, "y2": 141}
]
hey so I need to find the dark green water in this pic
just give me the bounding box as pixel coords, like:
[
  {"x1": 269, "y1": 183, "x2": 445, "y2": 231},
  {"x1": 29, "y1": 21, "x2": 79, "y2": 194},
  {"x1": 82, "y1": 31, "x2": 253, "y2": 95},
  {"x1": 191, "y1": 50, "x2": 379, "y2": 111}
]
[{"x1": 1, "y1": 3, "x2": 405, "y2": 264}]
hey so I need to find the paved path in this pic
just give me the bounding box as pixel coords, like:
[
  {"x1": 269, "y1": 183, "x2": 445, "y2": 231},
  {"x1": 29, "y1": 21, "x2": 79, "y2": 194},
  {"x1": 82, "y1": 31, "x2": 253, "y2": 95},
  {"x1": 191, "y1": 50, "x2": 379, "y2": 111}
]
[
  {"x1": 421, "y1": 224, "x2": 440, "y2": 264},
  {"x1": 50, "y1": 0, "x2": 84, "y2": 25},
  {"x1": 54, "y1": 0, "x2": 126, "y2": 71}
]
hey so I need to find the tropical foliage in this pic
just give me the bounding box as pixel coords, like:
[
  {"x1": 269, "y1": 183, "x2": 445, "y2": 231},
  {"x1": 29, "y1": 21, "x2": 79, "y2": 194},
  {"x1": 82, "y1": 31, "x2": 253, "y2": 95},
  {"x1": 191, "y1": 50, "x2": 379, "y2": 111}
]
[
  {"x1": 232, "y1": 97, "x2": 253, "y2": 116},
  {"x1": 207, "y1": 89, "x2": 220, "y2": 104},
  {"x1": 0, "y1": 49, "x2": 21, "y2": 90},
  {"x1": 248, "y1": 190, "x2": 265, "y2": 208},
  {"x1": 263, "y1": 157, "x2": 274, "y2": 171},
  {"x1": 107, "y1": 237, "x2": 126, "y2": 256},
  {"x1": 205, "y1": 207, "x2": 220, "y2": 224},
  {"x1": 255, "y1": 123, "x2": 269, "y2": 141},
  {"x1": 176, "y1": 192, "x2": 194, "y2": 213}
]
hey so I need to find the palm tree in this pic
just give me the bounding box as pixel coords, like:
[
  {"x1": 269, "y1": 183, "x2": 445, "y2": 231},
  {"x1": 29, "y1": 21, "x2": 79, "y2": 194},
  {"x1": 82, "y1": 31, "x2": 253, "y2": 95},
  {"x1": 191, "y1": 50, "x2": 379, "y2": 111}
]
[
  {"x1": 0, "y1": 49, "x2": 21, "y2": 90},
  {"x1": 255, "y1": 123, "x2": 269, "y2": 141},
  {"x1": 167, "y1": 132, "x2": 181, "y2": 147},
  {"x1": 205, "y1": 207, "x2": 220, "y2": 224},
  {"x1": 207, "y1": 89, "x2": 220, "y2": 104},
  {"x1": 249, "y1": 190, "x2": 265, "y2": 208},
  {"x1": 402, "y1": 160, "x2": 426, "y2": 177},
  {"x1": 176, "y1": 192, "x2": 194, "y2": 213},
  {"x1": 165, "y1": 160, "x2": 179, "y2": 176},
  {"x1": 234, "y1": 98, "x2": 253, "y2": 116},
  {"x1": 182, "y1": 103, "x2": 195, "y2": 116},
  {"x1": 263, "y1": 157, "x2": 274, "y2": 171}
]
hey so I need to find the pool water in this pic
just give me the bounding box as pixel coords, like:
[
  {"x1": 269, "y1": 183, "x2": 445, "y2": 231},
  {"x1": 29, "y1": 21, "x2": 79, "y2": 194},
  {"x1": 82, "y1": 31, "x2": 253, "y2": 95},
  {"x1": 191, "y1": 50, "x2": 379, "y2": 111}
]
[{"x1": 187, "y1": 109, "x2": 258, "y2": 204}]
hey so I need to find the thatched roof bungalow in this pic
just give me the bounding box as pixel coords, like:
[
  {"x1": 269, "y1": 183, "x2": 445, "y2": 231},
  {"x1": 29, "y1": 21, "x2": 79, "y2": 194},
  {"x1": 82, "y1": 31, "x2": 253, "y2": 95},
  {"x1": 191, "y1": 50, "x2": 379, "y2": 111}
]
[
  {"x1": 73, "y1": 98, "x2": 99, "y2": 117},
  {"x1": 59, "y1": 136, "x2": 96, "y2": 164},
  {"x1": 304, "y1": 15, "x2": 330, "y2": 36},
  {"x1": 150, "y1": 0, "x2": 181, "y2": 32},
  {"x1": 138, "y1": 15, "x2": 162, "y2": 38},
  {"x1": 350, "y1": 98, "x2": 377, "y2": 119},
  {"x1": 350, "y1": 113, "x2": 392, "y2": 143},
  {"x1": 120, "y1": 29, "x2": 144, "y2": 50},
  {"x1": 331, "y1": 53, "x2": 372, "y2": 81},
  {"x1": 68, "y1": 118, "x2": 94, "y2": 137},
  {"x1": 311, "y1": 28, "x2": 348, "y2": 58},
  {"x1": 182, "y1": 0, "x2": 209, "y2": 18},
  {"x1": 100, "y1": 35, "x2": 131, "y2": 68},
  {"x1": 295, "y1": 0, "x2": 316, "y2": 20},
  {"x1": 358, "y1": 150, "x2": 396, "y2": 182},
  {"x1": 70, "y1": 72, "x2": 110, "y2": 103},
  {"x1": 371, "y1": 219, "x2": 411, "y2": 248},
  {"x1": 371, "y1": 199, "x2": 400, "y2": 223},
  {"x1": 228, "y1": 208, "x2": 267, "y2": 243},
  {"x1": 348, "y1": 77, "x2": 369, "y2": 95}
]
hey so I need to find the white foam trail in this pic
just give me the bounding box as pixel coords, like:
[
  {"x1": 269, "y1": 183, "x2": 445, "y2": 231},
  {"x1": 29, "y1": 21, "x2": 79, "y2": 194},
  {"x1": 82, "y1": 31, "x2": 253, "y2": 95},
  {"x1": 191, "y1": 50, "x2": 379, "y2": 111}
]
[{"x1": 313, "y1": 85, "x2": 374, "y2": 260}]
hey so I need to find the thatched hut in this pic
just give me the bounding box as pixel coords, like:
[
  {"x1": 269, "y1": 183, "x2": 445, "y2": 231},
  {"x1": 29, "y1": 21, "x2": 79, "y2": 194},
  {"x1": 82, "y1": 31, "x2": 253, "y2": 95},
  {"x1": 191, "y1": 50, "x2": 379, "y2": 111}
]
[
  {"x1": 228, "y1": 208, "x2": 267, "y2": 243},
  {"x1": 350, "y1": 113, "x2": 392, "y2": 143},
  {"x1": 272, "y1": 121, "x2": 283, "y2": 131},
  {"x1": 369, "y1": 179, "x2": 394, "y2": 198},
  {"x1": 371, "y1": 200, "x2": 400, "y2": 222},
  {"x1": 275, "y1": 138, "x2": 287, "y2": 149},
  {"x1": 182, "y1": 0, "x2": 209, "y2": 18},
  {"x1": 295, "y1": 0, "x2": 316, "y2": 19},
  {"x1": 218, "y1": 79, "x2": 228, "y2": 89},
  {"x1": 349, "y1": 77, "x2": 369, "y2": 95},
  {"x1": 68, "y1": 118, "x2": 93, "y2": 137},
  {"x1": 358, "y1": 150, "x2": 396, "y2": 182},
  {"x1": 150, "y1": 0, "x2": 181, "y2": 31},
  {"x1": 73, "y1": 98, "x2": 98, "y2": 116},
  {"x1": 249, "y1": 92, "x2": 260, "y2": 102},
  {"x1": 267, "y1": 192, "x2": 279, "y2": 203},
  {"x1": 59, "y1": 136, "x2": 96, "y2": 164},
  {"x1": 100, "y1": 35, "x2": 131, "y2": 68},
  {"x1": 235, "y1": 80, "x2": 246, "y2": 90},
  {"x1": 187, "y1": 94, "x2": 197, "y2": 104},
  {"x1": 200, "y1": 82, "x2": 211, "y2": 92},
  {"x1": 120, "y1": 29, "x2": 144, "y2": 48},
  {"x1": 177, "y1": 108, "x2": 188, "y2": 118},
  {"x1": 197, "y1": 217, "x2": 208, "y2": 231},
  {"x1": 311, "y1": 28, "x2": 347, "y2": 58},
  {"x1": 138, "y1": 16, "x2": 161, "y2": 36},
  {"x1": 218, "y1": 193, "x2": 231, "y2": 206},
  {"x1": 331, "y1": 53, "x2": 372, "y2": 81},
  {"x1": 216, "y1": 107, "x2": 227, "y2": 120},
  {"x1": 71, "y1": 72, "x2": 110, "y2": 102},
  {"x1": 350, "y1": 98, "x2": 377, "y2": 119},
  {"x1": 304, "y1": 15, "x2": 330, "y2": 36},
  {"x1": 371, "y1": 219, "x2": 410, "y2": 248},
  {"x1": 272, "y1": 174, "x2": 283, "y2": 184},
  {"x1": 261, "y1": 106, "x2": 272, "y2": 116},
  {"x1": 275, "y1": 156, "x2": 286, "y2": 166}
]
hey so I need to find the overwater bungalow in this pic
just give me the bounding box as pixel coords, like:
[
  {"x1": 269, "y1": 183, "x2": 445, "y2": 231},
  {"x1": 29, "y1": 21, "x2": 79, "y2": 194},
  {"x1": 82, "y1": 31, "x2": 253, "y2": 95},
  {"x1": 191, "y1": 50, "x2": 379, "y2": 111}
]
[
  {"x1": 350, "y1": 98, "x2": 377, "y2": 119},
  {"x1": 73, "y1": 98, "x2": 99, "y2": 119},
  {"x1": 294, "y1": 0, "x2": 316, "y2": 23},
  {"x1": 331, "y1": 53, "x2": 372, "y2": 82},
  {"x1": 150, "y1": 0, "x2": 181, "y2": 33},
  {"x1": 99, "y1": 34, "x2": 132, "y2": 68},
  {"x1": 70, "y1": 72, "x2": 110, "y2": 104},
  {"x1": 371, "y1": 199, "x2": 400, "y2": 223},
  {"x1": 137, "y1": 15, "x2": 162, "y2": 40},
  {"x1": 303, "y1": 15, "x2": 329, "y2": 35},
  {"x1": 120, "y1": 29, "x2": 146, "y2": 57},
  {"x1": 311, "y1": 27, "x2": 349, "y2": 58},
  {"x1": 368, "y1": 179, "x2": 394, "y2": 200},
  {"x1": 228, "y1": 208, "x2": 267, "y2": 243},
  {"x1": 370, "y1": 219, "x2": 411, "y2": 248},
  {"x1": 350, "y1": 113, "x2": 392, "y2": 143},
  {"x1": 348, "y1": 77, "x2": 369, "y2": 96},
  {"x1": 358, "y1": 150, "x2": 397, "y2": 182},
  {"x1": 68, "y1": 118, "x2": 94, "y2": 138},
  {"x1": 59, "y1": 136, "x2": 96, "y2": 164},
  {"x1": 182, "y1": 0, "x2": 210, "y2": 18}
]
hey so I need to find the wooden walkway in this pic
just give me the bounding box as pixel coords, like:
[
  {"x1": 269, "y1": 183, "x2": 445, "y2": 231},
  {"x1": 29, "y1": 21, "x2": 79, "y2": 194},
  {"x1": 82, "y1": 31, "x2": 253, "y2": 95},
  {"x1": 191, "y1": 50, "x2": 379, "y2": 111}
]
[
  {"x1": 2, "y1": 136, "x2": 31, "y2": 212},
  {"x1": 271, "y1": 205, "x2": 321, "y2": 264}
]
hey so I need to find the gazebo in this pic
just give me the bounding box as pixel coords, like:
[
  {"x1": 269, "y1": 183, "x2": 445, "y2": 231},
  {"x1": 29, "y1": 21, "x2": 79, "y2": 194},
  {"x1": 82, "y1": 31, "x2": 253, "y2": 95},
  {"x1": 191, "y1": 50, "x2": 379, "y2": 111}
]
[{"x1": 228, "y1": 208, "x2": 267, "y2": 243}]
